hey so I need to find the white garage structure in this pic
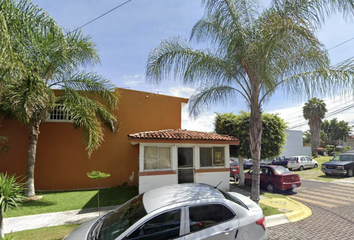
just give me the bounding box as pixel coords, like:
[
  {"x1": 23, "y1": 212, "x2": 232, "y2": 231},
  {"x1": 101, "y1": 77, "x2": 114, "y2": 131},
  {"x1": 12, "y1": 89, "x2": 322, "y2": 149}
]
[{"x1": 128, "y1": 129, "x2": 239, "y2": 194}]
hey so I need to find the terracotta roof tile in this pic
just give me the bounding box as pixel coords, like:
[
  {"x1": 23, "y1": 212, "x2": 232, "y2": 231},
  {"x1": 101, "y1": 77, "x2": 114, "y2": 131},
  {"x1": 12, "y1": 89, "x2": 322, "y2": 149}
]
[{"x1": 128, "y1": 129, "x2": 238, "y2": 142}]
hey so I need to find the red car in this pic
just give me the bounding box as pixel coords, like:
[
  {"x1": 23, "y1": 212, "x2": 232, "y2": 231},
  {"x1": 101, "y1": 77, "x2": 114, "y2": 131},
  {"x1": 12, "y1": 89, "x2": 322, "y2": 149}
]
[
  {"x1": 230, "y1": 160, "x2": 240, "y2": 182},
  {"x1": 244, "y1": 165, "x2": 301, "y2": 192}
]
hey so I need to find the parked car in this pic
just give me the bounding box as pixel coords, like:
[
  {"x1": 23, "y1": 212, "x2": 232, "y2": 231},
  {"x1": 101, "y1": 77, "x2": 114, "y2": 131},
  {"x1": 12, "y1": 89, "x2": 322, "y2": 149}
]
[
  {"x1": 230, "y1": 160, "x2": 240, "y2": 182},
  {"x1": 287, "y1": 156, "x2": 318, "y2": 171},
  {"x1": 322, "y1": 151, "x2": 354, "y2": 177},
  {"x1": 64, "y1": 183, "x2": 267, "y2": 240},
  {"x1": 271, "y1": 156, "x2": 289, "y2": 167},
  {"x1": 244, "y1": 165, "x2": 301, "y2": 192},
  {"x1": 244, "y1": 159, "x2": 253, "y2": 169}
]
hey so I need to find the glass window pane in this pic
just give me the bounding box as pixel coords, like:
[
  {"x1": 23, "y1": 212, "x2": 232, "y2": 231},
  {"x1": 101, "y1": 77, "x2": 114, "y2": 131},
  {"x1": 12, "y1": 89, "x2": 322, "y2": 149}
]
[
  {"x1": 213, "y1": 147, "x2": 224, "y2": 166},
  {"x1": 144, "y1": 147, "x2": 157, "y2": 169},
  {"x1": 158, "y1": 147, "x2": 171, "y2": 169},
  {"x1": 200, "y1": 148, "x2": 212, "y2": 167},
  {"x1": 127, "y1": 209, "x2": 181, "y2": 240},
  {"x1": 189, "y1": 204, "x2": 234, "y2": 233}
]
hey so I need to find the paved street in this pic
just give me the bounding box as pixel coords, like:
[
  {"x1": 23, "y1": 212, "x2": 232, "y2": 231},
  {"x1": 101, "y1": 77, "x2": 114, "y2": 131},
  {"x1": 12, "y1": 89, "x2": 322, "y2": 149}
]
[{"x1": 268, "y1": 180, "x2": 354, "y2": 240}]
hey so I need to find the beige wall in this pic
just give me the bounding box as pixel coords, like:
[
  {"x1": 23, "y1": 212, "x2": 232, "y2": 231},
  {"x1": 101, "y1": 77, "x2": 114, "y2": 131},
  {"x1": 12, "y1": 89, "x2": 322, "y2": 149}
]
[{"x1": 0, "y1": 88, "x2": 188, "y2": 191}]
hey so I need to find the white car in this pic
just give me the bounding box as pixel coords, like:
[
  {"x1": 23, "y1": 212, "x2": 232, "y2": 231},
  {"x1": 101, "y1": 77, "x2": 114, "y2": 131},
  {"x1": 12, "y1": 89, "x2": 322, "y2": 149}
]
[
  {"x1": 288, "y1": 156, "x2": 319, "y2": 171},
  {"x1": 64, "y1": 183, "x2": 267, "y2": 240}
]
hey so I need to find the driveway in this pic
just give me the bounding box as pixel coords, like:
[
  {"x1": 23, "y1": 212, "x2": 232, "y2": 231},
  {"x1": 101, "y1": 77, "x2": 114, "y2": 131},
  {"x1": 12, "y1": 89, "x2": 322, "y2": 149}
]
[{"x1": 267, "y1": 180, "x2": 354, "y2": 240}]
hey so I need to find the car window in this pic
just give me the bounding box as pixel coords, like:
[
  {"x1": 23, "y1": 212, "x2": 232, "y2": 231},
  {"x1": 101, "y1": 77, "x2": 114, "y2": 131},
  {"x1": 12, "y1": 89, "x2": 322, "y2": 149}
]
[
  {"x1": 290, "y1": 157, "x2": 297, "y2": 162},
  {"x1": 218, "y1": 190, "x2": 249, "y2": 210},
  {"x1": 189, "y1": 204, "x2": 235, "y2": 233},
  {"x1": 273, "y1": 167, "x2": 290, "y2": 174},
  {"x1": 99, "y1": 194, "x2": 147, "y2": 240},
  {"x1": 230, "y1": 161, "x2": 239, "y2": 166},
  {"x1": 301, "y1": 157, "x2": 306, "y2": 162},
  {"x1": 127, "y1": 209, "x2": 181, "y2": 240},
  {"x1": 339, "y1": 155, "x2": 354, "y2": 161},
  {"x1": 260, "y1": 168, "x2": 268, "y2": 175}
]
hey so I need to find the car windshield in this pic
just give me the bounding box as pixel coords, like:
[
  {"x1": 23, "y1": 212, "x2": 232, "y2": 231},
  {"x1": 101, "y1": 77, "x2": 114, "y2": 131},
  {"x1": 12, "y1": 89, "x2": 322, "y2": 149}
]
[
  {"x1": 273, "y1": 167, "x2": 290, "y2": 174},
  {"x1": 98, "y1": 194, "x2": 147, "y2": 240},
  {"x1": 230, "y1": 161, "x2": 239, "y2": 166},
  {"x1": 289, "y1": 157, "x2": 298, "y2": 162},
  {"x1": 332, "y1": 155, "x2": 354, "y2": 161}
]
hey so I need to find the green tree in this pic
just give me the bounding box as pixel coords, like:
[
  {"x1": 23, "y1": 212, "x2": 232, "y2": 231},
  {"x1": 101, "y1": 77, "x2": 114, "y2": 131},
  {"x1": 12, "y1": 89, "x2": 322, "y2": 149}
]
[
  {"x1": 303, "y1": 98, "x2": 327, "y2": 157},
  {"x1": 215, "y1": 112, "x2": 287, "y2": 159},
  {"x1": 215, "y1": 112, "x2": 287, "y2": 185},
  {"x1": 0, "y1": 173, "x2": 24, "y2": 239},
  {"x1": 146, "y1": 0, "x2": 354, "y2": 203},
  {"x1": 0, "y1": 0, "x2": 119, "y2": 198},
  {"x1": 321, "y1": 118, "x2": 352, "y2": 146}
]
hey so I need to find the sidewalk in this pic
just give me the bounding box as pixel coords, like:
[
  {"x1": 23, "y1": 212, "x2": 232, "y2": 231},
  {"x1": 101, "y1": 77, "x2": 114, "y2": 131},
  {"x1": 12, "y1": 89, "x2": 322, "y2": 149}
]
[
  {"x1": 229, "y1": 184, "x2": 312, "y2": 227},
  {"x1": 4, "y1": 206, "x2": 117, "y2": 234}
]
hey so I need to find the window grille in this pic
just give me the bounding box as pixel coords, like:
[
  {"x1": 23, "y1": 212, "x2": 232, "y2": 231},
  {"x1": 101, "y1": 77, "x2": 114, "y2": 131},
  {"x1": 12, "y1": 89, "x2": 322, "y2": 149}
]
[{"x1": 46, "y1": 104, "x2": 72, "y2": 122}]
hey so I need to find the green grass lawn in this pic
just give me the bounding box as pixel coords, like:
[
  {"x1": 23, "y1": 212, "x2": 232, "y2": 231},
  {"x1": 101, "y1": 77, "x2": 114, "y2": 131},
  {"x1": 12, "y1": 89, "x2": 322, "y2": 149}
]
[
  {"x1": 5, "y1": 186, "x2": 138, "y2": 218},
  {"x1": 6, "y1": 224, "x2": 79, "y2": 240},
  {"x1": 289, "y1": 156, "x2": 352, "y2": 182}
]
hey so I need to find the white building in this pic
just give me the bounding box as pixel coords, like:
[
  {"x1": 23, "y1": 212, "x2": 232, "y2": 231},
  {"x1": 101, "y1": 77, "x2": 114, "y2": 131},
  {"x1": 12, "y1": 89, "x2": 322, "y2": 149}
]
[
  {"x1": 282, "y1": 130, "x2": 311, "y2": 157},
  {"x1": 128, "y1": 129, "x2": 239, "y2": 193}
]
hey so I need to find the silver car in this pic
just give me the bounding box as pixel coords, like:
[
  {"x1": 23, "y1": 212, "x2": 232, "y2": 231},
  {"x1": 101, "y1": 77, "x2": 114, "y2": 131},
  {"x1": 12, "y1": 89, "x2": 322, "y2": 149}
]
[
  {"x1": 288, "y1": 156, "x2": 319, "y2": 171},
  {"x1": 64, "y1": 183, "x2": 266, "y2": 240}
]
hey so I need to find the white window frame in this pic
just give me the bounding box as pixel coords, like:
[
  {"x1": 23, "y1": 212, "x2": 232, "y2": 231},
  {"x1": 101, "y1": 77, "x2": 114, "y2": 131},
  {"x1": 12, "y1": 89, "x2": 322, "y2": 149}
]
[
  {"x1": 200, "y1": 146, "x2": 225, "y2": 168},
  {"x1": 46, "y1": 104, "x2": 73, "y2": 122},
  {"x1": 143, "y1": 146, "x2": 172, "y2": 171}
]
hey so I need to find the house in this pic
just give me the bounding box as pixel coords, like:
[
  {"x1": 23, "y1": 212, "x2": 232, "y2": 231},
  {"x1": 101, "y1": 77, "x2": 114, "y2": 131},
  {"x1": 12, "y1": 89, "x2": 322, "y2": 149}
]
[
  {"x1": 0, "y1": 88, "x2": 238, "y2": 192},
  {"x1": 128, "y1": 129, "x2": 239, "y2": 193}
]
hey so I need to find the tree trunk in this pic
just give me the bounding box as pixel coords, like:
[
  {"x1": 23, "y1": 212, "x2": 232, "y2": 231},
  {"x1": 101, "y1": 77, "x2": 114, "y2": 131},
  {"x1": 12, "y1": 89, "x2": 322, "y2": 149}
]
[
  {"x1": 0, "y1": 210, "x2": 4, "y2": 239},
  {"x1": 238, "y1": 156, "x2": 245, "y2": 186},
  {"x1": 250, "y1": 104, "x2": 262, "y2": 204},
  {"x1": 310, "y1": 118, "x2": 321, "y2": 158},
  {"x1": 25, "y1": 120, "x2": 40, "y2": 197}
]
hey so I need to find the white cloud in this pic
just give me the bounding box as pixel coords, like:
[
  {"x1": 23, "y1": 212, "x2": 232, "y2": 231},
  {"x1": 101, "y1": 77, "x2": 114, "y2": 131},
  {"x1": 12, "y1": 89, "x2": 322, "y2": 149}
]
[
  {"x1": 181, "y1": 105, "x2": 215, "y2": 132},
  {"x1": 122, "y1": 74, "x2": 144, "y2": 87},
  {"x1": 161, "y1": 86, "x2": 196, "y2": 98}
]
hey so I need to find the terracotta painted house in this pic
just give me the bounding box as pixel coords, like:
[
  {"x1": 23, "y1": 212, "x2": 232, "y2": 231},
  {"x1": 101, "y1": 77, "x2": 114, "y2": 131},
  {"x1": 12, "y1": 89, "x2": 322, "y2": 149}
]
[{"x1": 0, "y1": 88, "x2": 238, "y2": 192}]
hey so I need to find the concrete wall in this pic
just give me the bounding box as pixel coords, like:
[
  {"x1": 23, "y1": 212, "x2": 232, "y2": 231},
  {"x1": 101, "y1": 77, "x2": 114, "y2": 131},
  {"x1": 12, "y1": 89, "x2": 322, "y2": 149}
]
[
  {"x1": 282, "y1": 130, "x2": 311, "y2": 157},
  {"x1": 0, "y1": 88, "x2": 188, "y2": 191}
]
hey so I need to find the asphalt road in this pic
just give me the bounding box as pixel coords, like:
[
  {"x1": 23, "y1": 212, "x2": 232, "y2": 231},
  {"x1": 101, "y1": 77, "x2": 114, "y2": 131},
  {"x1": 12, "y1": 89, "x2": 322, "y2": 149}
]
[{"x1": 267, "y1": 179, "x2": 354, "y2": 240}]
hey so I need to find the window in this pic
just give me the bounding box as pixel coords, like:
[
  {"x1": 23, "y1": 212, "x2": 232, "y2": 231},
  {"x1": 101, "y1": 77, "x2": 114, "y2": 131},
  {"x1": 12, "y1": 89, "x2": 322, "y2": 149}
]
[
  {"x1": 46, "y1": 104, "x2": 72, "y2": 122},
  {"x1": 189, "y1": 204, "x2": 234, "y2": 233},
  {"x1": 200, "y1": 147, "x2": 225, "y2": 167},
  {"x1": 144, "y1": 146, "x2": 171, "y2": 170},
  {"x1": 98, "y1": 194, "x2": 147, "y2": 240},
  {"x1": 127, "y1": 209, "x2": 181, "y2": 240}
]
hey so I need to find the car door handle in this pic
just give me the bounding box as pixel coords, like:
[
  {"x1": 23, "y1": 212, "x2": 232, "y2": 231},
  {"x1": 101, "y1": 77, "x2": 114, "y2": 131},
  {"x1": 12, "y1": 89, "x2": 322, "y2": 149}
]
[{"x1": 223, "y1": 228, "x2": 235, "y2": 235}]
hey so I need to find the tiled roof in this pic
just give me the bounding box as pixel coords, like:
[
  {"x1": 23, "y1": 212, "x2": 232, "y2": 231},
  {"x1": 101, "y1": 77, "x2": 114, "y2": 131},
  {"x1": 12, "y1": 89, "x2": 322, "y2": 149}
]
[{"x1": 128, "y1": 129, "x2": 239, "y2": 142}]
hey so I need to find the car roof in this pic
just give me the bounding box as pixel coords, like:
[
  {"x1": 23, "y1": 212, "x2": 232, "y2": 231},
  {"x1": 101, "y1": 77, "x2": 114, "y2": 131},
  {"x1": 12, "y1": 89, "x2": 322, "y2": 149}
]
[{"x1": 142, "y1": 183, "x2": 225, "y2": 213}]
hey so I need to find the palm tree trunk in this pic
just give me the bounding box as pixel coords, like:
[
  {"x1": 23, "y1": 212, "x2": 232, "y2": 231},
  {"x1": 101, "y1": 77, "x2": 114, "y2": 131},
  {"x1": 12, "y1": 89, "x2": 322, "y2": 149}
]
[
  {"x1": 238, "y1": 156, "x2": 245, "y2": 186},
  {"x1": 0, "y1": 210, "x2": 4, "y2": 239},
  {"x1": 310, "y1": 119, "x2": 320, "y2": 158},
  {"x1": 250, "y1": 105, "x2": 262, "y2": 204},
  {"x1": 25, "y1": 120, "x2": 40, "y2": 197}
]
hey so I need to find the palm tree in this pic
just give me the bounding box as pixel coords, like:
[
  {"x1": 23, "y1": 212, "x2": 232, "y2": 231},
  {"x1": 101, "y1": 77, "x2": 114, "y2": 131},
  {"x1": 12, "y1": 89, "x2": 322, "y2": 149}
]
[
  {"x1": 0, "y1": 1, "x2": 119, "y2": 197},
  {"x1": 146, "y1": 0, "x2": 354, "y2": 203},
  {"x1": 303, "y1": 98, "x2": 327, "y2": 157},
  {"x1": 0, "y1": 173, "x2": 24, "y2": 239}
]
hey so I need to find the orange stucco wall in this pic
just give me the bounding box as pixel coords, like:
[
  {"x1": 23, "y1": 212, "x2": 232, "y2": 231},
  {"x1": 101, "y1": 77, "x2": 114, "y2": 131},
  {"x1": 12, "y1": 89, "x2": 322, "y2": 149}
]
[{"x1": 0, "y1": 88, "x2": 188, "y2": 191}]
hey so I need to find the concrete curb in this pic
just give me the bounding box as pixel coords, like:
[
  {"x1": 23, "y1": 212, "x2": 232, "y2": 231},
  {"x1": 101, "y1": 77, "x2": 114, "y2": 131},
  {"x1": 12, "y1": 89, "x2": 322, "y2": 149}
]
[{"x1": 261, "y1": 196, "x2": 312, "y2": 227}]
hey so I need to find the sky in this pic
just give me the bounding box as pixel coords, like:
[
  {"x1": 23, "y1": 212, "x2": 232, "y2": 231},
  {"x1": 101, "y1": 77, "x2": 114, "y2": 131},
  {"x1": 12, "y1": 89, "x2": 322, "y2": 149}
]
[{"x1": 30, "y1": 0, "x2": 354, "y2": 133}]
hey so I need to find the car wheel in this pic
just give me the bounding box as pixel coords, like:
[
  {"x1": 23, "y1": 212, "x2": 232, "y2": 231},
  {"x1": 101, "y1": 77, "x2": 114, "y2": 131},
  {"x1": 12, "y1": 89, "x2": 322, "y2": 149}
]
[
  {"x1": 288, "y1": 168, "x2": 292, "y2": 171},
  {"x1": 347, "y1": 168, "x2": 354, "y2": 177},
  {"x1": 286, "y1": 188, "x2": 293, "y2": 192},
  {"x1": 299, "y1": 166, "x2": 304, "y2": 171},
  {"x1": 266, "y1": 183, "x2": 275, "y2": 193},
  {"x1": 314, "y1": 164, "x2": 318, "y2": 168},
  {"x1": 325, "y1": 173, "x2": 330, "y2": 176}
]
